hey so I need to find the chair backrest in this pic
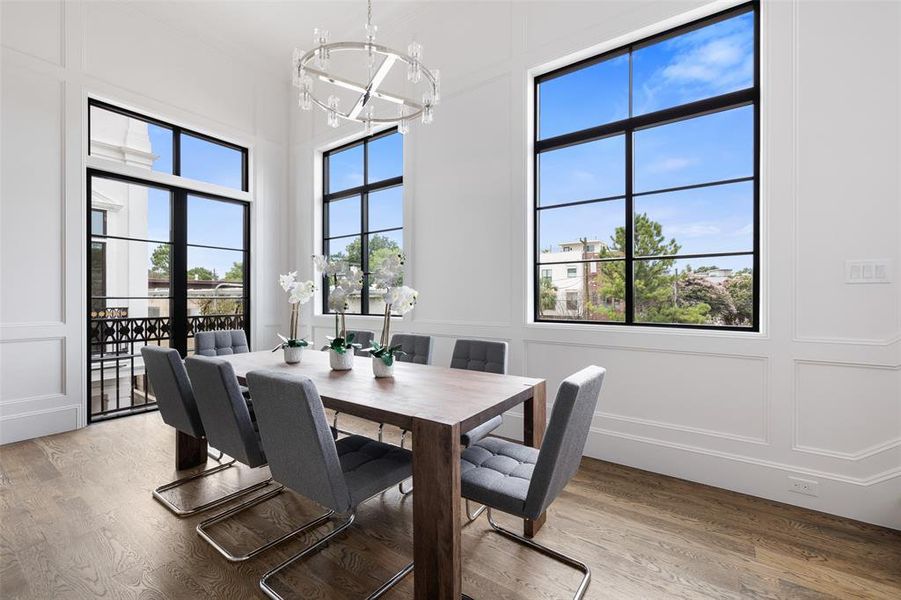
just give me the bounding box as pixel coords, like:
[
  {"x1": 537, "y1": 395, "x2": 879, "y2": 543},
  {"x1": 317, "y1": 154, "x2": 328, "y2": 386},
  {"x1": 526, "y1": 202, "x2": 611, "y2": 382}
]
[
  {"x1": 390, "y1": 333, "x2": 432, "y2": 365},
  {"x1": 195, "y1": 329, "x2": 249, "y2": 357},
  {"x1": 184, "y1": 355, "x2": 266, "y2": 468},
  {"x1": 140, "y1": 346, "x2": 204, "y2": 438},
  {"x1": 319, "y1": 330, "x2": 374, "y2": 357},
  {"x1": 524, "y1": 366, "x2": 606, "y2": 519},
  {"x1": 450, "y1": 339, "x2": 507, "y2": 374},
  {"x1": 246, "y1": 370, "x2": 353, "y2": 513}
]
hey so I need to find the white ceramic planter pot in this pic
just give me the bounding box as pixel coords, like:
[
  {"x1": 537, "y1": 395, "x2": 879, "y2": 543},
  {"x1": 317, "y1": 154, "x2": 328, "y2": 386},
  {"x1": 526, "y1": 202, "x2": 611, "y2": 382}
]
[
  {"x1": 283, "y1": 345, "x2": 303, "y2": 364},
  {"x1": 372, "y1": 356, "x2": 395, "y2": 378},
  {"x1": 329, "y1": 348, "x2": 354, "y2": 370}
]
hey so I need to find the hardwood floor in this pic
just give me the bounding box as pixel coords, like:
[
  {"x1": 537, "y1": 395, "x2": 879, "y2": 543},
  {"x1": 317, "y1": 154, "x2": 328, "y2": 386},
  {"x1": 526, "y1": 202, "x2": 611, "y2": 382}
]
[{"x1": 1, "y1": 411, "x2": 899, "y2": 599}]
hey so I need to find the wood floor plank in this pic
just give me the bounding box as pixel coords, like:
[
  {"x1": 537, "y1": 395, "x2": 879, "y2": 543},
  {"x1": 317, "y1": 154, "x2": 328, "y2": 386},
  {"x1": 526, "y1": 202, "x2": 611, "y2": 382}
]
[{"x1": 1, "y1": 411, "x2": 899, "y2": 600}]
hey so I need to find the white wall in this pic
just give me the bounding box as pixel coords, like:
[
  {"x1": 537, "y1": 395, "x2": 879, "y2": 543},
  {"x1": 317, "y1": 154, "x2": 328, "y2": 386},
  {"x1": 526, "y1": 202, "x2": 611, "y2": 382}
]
[
  {"x1": 290, "y1": 0, "x2": 901, "y2": 528},
  {"x1": 0, "y1": 1, "x2": 292, "y2": 442}
]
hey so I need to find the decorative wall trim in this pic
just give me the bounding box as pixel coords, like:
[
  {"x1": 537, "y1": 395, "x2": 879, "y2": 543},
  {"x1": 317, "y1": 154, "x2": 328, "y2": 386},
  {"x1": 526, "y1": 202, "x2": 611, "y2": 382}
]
[
  {"x1": 0, "y1": 393, "x2": 68, "y2": 408},
  {"x1": 0, "y1": 404, "x2": 79, "y2": 445},
  {"x1": 503, "y1": 412, "x2": 899, "y2": 487},
  {"x1": 792, "y1": 359, "x2": 901, "y2": 460},
  {"x1": 596, "y1": 411, "x2": 769, "y2": 446}
]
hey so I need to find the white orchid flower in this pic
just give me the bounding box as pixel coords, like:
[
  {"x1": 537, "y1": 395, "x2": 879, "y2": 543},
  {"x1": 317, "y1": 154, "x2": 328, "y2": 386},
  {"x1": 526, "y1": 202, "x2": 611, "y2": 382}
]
[
  {"x1": 288, "y1": 280, "x2": 316, "y2": 305},
  {"x1": 386, "y1": 285, "x2": 418, "y2": 315},
  {"x1": 336, "y1": 266, "x2": 364, "y2": 294},
  {"x1": 328, "y1": 287, "x2": 349, "y2": 312},
  {"x1": 313, "y1": 255, "x2": 347, "y2": 277},
  {"x1": 279, "y1": 271, "x2": 298, "y2": 292}
]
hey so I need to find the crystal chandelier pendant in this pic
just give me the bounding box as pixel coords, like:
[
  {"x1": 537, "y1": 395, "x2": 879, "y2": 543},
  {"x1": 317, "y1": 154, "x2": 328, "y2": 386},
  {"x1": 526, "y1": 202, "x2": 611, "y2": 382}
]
[{"x1": 327, "y1": 95, "x2": 341, "y2": 128}]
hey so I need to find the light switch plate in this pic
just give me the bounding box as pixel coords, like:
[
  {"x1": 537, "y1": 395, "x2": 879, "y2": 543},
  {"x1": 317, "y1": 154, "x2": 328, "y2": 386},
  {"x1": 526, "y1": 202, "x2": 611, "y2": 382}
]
[{"x1": 845, "y1": 260, "x2": 893, "y2": 284}]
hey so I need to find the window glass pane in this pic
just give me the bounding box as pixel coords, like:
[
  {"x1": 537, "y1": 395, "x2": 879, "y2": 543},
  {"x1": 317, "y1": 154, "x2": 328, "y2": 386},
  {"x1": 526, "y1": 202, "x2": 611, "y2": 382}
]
[
  {"x1": 632, "y1": 11, "x2": 754, "y2": 115},
  {"x1": 328, "y1": 144, "x2": 364, "y2": 193},
  {"x1": 633, "y1": 106, "x2": 753, "y2": 193},
  {"x1": 368, "y1": 186, "x2": 403, "y2": 232},
  {"x1": 538, "y1": 199, "x2": 625, "y2": 259},
  {"x1": 634, "y1": 255, "x2": 753, "y2": 326},
  {"x1": 367, "y1": 132, "x2": 403, "y2": 183},
  {"x1": 537, "y1": 261, "x2": 625, "y2": 322},
  {"x1": 327, "y1": 195, "x2": 361, "y2": 238},
  {"x1": 539, "y1": 54, "x2": 628, "y2": 139},
  {"x1": 187, "y1": 196, "x2": 244, "y2": 249},
  {"x1": 634, "y1": 181, "x2": 753, "y2": 256},
  {"x1": 326, "y1": 236, "x2": 361, "y2": 267},
  {"x1": 180, "y1": 133, "x2": 244, "y2": 190},
  {"x1": 89, "y1": 237, "x2": 170, "y2": 302},
  {"x1": 539, "y1": 136, "x2": 624, "y2": 206},
  {"x1": 90, "y1": 178, "x2": 171, "y2": 242},
  {"x1": 91, "y1": 210, "x2": 106, "y2": 236},
  {"x1": 187, "y1": 246, "x2": 244, "y2": 293},
  {"x1": 90, "y1": 105, "x2": 174, "y2": 174}
]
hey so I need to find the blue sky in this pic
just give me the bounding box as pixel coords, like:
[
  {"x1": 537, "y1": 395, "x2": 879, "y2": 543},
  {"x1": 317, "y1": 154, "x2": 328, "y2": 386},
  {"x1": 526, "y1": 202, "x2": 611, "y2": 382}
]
[{"x1": 537, "y1": 10, "x2": 754, "y2": 261}]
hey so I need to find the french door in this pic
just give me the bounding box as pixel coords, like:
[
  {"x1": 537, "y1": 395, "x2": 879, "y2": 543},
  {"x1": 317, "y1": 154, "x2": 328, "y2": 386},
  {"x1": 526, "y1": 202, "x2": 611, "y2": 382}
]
[{"x1": 87, "y1": 170, "x2": 250, "y2": 422}]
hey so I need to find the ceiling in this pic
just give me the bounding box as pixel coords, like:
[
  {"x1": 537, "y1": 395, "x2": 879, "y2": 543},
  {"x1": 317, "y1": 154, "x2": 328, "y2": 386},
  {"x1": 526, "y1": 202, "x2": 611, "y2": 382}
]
[{"x1": 128, "y1": 1, "x2": 425, "y2": 75}]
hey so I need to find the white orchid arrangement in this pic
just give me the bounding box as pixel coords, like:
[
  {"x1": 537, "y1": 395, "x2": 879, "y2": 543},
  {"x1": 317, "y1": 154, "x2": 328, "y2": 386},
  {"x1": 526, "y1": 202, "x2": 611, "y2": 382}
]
[
  {"x1": 366, "y1": 252, "x2": 419, "y2": 367},
  {"x1": 313, "y1": 255, "x2": 364, "y2": 354},
  {"x1": 273, "y1": 271, "x2": 316, "y2": 351}
]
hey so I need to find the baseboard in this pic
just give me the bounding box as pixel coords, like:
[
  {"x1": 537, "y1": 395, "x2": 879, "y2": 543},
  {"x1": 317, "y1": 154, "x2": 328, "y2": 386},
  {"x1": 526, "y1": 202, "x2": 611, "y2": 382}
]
[
  {"x1": 0, "y1": 405, "x2": 80, "y2": 445},
  {"x1": 496, "y1": 414, "x2": 901, "y2": 530}
]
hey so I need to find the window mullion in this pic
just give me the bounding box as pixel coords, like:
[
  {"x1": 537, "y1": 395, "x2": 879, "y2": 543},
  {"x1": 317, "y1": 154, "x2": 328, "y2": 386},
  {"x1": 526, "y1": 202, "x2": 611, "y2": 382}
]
[{"x1": 624, "y1": 128, "x2": 634, "y2": 325}]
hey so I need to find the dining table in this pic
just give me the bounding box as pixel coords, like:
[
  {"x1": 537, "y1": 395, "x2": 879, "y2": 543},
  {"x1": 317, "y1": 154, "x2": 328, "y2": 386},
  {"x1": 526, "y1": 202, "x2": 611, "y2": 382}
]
[{"x1": 174, "y1": 348, "x2": 547, "y2": 599}]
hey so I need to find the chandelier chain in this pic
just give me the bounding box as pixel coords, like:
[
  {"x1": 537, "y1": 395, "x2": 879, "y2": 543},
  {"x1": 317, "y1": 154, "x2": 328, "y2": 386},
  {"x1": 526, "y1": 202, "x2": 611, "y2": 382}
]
[{"x1": 367, "y1": 0, "x2": 372, "y2": 29}]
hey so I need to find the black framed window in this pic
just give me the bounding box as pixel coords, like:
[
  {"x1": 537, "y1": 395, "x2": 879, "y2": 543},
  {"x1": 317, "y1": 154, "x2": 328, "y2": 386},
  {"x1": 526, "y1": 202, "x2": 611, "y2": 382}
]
[
  {"x1": 322, "y1": 128, "x2": 403, "y2": 315},
  {"x1": 87, "y1": 100, "x2": 250, "y2": 422},
  {"x1": 534, "y1": 2, "x2": 759, "y2": 330}
]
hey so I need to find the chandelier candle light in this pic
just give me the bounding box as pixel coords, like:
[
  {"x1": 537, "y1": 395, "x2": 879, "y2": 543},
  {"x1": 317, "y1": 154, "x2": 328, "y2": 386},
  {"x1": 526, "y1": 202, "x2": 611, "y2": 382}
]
[
  {"x1": 313, "y1": 256, "x2": 364, "y2": 370},
  {"x1": 275, "y1": 272, "x2": 316, "y2": 364},
  {"x1": 292, "y1": 0, "x2": 440, "y2": 133}
]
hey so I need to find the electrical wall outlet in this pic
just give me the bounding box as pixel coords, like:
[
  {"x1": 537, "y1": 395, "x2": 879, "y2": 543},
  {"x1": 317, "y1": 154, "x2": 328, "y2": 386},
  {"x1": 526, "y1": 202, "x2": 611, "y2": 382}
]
[
  {"x1": 846, "y1": 259, "x2": 893, "y2": 284},
  {"x1": 788, "y1": 476, "x2": 819, "y2": 497}
]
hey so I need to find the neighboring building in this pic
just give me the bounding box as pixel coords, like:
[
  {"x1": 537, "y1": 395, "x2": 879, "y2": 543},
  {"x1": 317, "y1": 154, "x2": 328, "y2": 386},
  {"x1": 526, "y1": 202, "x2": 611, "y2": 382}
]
[{"x1": 538, "y1": 239, "x2": 623, "y2": 320}]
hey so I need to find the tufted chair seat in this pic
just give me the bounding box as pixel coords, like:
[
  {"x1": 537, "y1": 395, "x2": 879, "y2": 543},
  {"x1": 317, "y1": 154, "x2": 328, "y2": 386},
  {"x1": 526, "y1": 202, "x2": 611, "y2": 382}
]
[{"x1": 461, "y1": 437, "x2": 538, "y2": 516}]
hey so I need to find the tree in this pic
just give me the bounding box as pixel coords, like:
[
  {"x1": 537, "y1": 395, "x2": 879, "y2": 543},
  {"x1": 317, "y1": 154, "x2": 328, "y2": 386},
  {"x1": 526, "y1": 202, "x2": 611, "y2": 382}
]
[
  {"x1": 332, "y1": 234, "x2": 402, "y2": 284},
  {"x1": 224, "y1": 261, "x2": 243, "y2": 282},
  {"x1": 725, "y1": 270, "x2": 753, "y2": 325},
  {"x1": 676, "y1": 270, "x2": 735, "y2": 323},
  {"x1": 539, "y1": 276, "x2": 557, "y2": 314},
  {"x1": 150, "y1": 245, "x2": 170, "y2": 278},
  {"x1": 595, "y1": 213, "x2": 681, "y2": 321},
  {"x1": 187, "y1": 266, "x2": 216, "y2": 281}
]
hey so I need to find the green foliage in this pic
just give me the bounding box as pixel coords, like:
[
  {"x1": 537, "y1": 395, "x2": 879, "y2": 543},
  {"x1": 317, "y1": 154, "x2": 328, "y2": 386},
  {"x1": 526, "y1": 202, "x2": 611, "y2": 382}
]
[
  {"x1": 150, "y1": 245, "x2": 171, "y2": 278},
  {"x1": 726, "y1": 270, "x2": 753, "y2": 324},
  {"x1": 187, "y1": 266, "x2": 216, "y2": 281},
  {"x1": 332, "y1": 234, "x2": 402, "y2": 285},
  {"x1": 328, "y1": 332, "x2": 360, "y2": 354},
  {"x1": 224, "y1": 261, "x2": 243, "y2": 281},
  {"x1": 538, "y1": 276, "x2": 557, "y2": 313},
  {"x1": 367, "y1": 342, "x2": 405, "y2": 366}
]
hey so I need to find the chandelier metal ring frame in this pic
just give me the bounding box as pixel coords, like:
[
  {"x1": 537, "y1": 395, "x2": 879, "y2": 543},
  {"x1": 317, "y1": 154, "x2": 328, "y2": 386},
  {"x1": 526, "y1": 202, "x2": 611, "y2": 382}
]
[{"x1": 292, "y1": 0, "x2": 439, "y2": 132}]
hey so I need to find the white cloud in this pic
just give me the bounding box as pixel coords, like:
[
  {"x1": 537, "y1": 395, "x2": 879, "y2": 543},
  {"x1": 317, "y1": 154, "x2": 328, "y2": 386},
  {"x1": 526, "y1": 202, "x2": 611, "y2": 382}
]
[
  {"x1": 646, "y1": 156, "x2": 697, "y2": 173},
  {"x1": 668, "y1": 223, "x2": 721, "y2": 238}
]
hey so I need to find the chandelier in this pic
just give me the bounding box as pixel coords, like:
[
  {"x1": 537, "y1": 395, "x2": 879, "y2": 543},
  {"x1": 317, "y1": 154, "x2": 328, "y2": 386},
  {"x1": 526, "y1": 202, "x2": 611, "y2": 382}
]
[{"x1": 292, "y1": 0, "x2": 439, "y2": 134}]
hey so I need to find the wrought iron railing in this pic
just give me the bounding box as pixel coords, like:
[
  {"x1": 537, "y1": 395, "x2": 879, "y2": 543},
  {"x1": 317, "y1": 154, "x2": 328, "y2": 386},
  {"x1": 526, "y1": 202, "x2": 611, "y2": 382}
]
[{"x1": 89, "y1": 314, "x2": 245, "y2": 420}]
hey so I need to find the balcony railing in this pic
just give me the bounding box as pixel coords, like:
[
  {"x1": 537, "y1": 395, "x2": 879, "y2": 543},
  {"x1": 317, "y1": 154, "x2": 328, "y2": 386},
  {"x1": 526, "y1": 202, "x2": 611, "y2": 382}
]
[{"x1": 89, "y1": 313, "x2": 245, "y2": 420}]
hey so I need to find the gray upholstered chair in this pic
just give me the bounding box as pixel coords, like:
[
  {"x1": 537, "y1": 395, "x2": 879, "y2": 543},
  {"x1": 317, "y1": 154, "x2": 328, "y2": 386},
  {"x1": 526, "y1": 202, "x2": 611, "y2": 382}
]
[
  {"x1": 390, "y1": 333, "x2": 432, "y2": 364},
  {"x1": 318, "y1": 329, "x2": 374, "y2": 356},
  {"x1": 141, "y1": 345, "x2": 270, "y2": 517},
  {"x1": 460, "y1": 365, "x2": 606, "y2": 600},
  {"x1": 246, "y1": 370, "x2": 415, "y2": 600},
  {"x1": 185, "y1": 355, "x2": 333, "y2": 562},
  {"x1": 195, "y1": 329, "x2": 250, "y2": 356}
]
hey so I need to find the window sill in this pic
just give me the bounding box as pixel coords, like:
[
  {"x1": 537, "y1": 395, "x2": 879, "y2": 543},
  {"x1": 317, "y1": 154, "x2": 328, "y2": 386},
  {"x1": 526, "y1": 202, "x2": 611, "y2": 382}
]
[{"x1": 524, "y1": 319, "x2": 766, "y2": 340}]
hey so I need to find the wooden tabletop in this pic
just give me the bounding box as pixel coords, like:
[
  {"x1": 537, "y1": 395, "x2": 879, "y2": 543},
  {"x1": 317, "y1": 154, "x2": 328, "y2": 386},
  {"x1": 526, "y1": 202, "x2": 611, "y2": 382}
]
[{"x1": 219, "y1": 349, "x2": 543, "y2": 433}]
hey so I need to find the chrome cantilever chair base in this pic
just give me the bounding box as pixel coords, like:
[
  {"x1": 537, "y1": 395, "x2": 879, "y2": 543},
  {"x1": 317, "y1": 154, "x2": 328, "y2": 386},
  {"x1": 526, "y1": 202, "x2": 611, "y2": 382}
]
[
  {"x1": 152, "y1": 457, "x2": 273, "y2": 517},
  {"x1": 467, "y1": 507, "x2": 590, "y2": 600},
  {"x1": 259, "y1": 512, "x2": 414, "y2": 600},
  {"x1": 196, "y1": 480, "x2": 335, "y2": 562}
]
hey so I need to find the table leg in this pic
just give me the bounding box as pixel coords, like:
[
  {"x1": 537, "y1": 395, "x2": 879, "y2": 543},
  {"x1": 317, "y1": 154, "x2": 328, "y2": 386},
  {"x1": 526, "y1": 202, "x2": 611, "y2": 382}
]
[
  {"x1": 524, "y1": 381, "x2": 547, "y2": 538},
  {"x1": 412, "y1": 419, "x2": 461, "y2": 600},
  {"x1": 175, "y1": 430, "x2": 207, "y2": 471}
]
